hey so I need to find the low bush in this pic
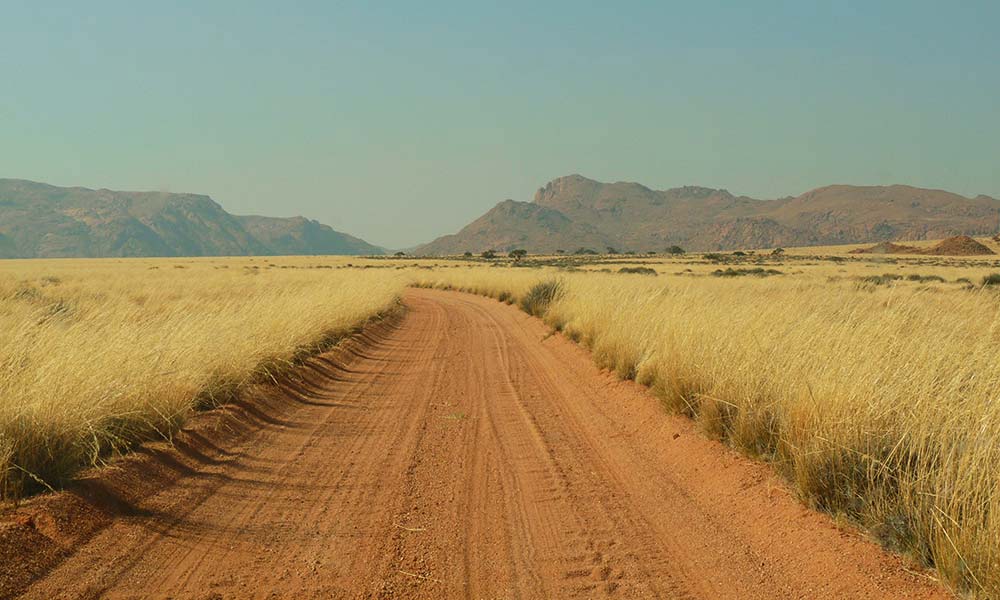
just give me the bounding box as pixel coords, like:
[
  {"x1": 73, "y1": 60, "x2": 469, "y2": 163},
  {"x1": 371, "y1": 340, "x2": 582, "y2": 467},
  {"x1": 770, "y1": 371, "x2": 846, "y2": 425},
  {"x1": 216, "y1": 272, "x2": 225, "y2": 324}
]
[
  {"x1": 618, "y1": 267, "x2": 657, "y2": 276},
  {"x1": 859, "y1": 273, "x2": 903, "y2": 286},
  {"x1": 519, "y1": 279, "x2": 564, "y2": 316},
  {"x1": 712, "y1": 267, "x2": 782, "y2": 278},
  {"x1": 905, "y1": 274, "x2": 946, "y2": 283}
]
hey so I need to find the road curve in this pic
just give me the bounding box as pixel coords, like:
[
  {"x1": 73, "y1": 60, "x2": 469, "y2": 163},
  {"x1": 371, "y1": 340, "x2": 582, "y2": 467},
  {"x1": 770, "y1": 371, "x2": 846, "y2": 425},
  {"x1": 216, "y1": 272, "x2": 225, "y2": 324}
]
[{"x1": 11, "y1": 289, "x2": 947, "y2": 599}]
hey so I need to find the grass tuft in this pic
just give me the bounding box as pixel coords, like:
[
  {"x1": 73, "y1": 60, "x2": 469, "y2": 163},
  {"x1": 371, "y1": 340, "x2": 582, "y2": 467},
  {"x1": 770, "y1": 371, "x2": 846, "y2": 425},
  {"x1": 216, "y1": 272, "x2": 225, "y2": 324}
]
[{"x1": 519, "y1": 279, "x2": 564, "y2": 316}]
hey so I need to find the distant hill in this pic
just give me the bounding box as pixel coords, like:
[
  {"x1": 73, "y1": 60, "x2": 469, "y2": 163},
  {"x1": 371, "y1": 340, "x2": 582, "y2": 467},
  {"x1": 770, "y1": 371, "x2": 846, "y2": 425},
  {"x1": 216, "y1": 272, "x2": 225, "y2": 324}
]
[
  {"x1": 416, "y1": 175, "x2": 1000, "y2": 254},
  {"x1": 0, "y1": 179, "x2": 382, "y2": 258},
  {"x1": 418, "y1": 200, "x2": 613, "y2": 256},
  {"x1": 235, "y1": 215, "x2": 382, "y2": 256}
]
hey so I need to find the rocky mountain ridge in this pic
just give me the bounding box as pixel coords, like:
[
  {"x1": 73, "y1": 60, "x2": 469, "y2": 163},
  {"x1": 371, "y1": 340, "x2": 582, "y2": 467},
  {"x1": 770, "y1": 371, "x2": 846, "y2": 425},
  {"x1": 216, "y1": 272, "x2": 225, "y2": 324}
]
[{"x1": 417, "y1": 175, "x2": 1000, "y2": 254}]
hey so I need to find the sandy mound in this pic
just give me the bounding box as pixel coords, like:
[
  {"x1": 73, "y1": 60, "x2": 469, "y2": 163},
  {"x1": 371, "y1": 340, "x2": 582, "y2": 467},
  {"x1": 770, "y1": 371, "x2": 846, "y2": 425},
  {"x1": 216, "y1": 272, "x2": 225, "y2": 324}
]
[
  {"x1": 850, "y1": 236, "x2": 995, "y2": 256},
  {"x1": 922, "y1": 235, "x2": 995, "y2": 256}
]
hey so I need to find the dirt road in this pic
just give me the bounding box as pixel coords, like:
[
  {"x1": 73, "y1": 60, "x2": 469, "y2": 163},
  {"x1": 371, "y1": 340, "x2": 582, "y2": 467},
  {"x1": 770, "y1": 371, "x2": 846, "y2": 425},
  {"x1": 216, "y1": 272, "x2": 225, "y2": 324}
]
[{"x1": 5, "y1": 289, "x2": 947, "y2": 599}]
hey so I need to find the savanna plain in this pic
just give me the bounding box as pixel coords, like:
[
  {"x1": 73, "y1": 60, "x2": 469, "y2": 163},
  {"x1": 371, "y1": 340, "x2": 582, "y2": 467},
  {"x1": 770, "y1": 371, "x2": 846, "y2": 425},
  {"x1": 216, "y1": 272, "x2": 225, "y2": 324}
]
[{"x1": 3, "y1": 244, "x2": 1000, "y2": 598}]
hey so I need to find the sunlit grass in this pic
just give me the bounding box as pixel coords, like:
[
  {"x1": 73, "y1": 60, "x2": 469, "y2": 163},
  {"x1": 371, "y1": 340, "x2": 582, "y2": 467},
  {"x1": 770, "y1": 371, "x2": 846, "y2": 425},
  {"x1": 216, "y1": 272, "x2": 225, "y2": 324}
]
[
  {"x1": 4, "y1": 250, "x2": 999, "y2": 596},
  {"x1": 0, "y1": 257, "x2": 405, "y2": 499},
  {"x1": 414, "y1": 262, "x2": 1000, "y2": 597}
]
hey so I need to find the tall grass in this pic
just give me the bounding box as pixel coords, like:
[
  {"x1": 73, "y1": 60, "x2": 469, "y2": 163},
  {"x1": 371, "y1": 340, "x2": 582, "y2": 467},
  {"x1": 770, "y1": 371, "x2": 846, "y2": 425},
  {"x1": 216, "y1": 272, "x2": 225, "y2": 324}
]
[
  {"x1": 0, "y1": 259, "x2": 404, "y2": 499},
  {"x1": 416, "y1": 266, "x2": 1000, "y2": 597},
  {"x1": 4, "y1": 254, "x2": 999, "y2": 595}
]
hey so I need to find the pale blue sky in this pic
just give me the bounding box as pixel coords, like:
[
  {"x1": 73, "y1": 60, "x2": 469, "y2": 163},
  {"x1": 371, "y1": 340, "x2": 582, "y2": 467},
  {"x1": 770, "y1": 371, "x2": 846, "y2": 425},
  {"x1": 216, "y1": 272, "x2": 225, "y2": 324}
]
[{"x1": 2, "y1": 1, "x2": 998, "y2": 247}]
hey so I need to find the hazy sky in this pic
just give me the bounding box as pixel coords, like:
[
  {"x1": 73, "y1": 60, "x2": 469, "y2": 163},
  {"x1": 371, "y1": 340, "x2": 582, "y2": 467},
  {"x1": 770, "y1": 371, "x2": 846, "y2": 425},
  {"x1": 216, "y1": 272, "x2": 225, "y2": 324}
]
[{"x1": 2, "y1": 2, "x2": 998, "y2": 248}]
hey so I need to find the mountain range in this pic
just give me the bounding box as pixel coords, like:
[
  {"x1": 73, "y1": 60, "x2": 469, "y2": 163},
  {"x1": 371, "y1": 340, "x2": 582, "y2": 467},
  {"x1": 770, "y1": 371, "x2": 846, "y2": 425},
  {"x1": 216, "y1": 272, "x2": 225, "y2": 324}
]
[
  {"x1": 4, "y1": 175, "x2": 999, "y2": 259},
  {"x1": 417, "y1": 175, "x2": 1000, "y2": 254},
  {"x1": 0, "y1": 179, "x2": 382, "y2": 258}
]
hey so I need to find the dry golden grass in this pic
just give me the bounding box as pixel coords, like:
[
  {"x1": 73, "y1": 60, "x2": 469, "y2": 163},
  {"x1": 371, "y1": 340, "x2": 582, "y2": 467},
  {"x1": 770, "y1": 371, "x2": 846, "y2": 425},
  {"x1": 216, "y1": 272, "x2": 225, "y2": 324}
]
[
  {"x1": 4, "y1": 250, "x2": 1000, "y2": 596},
  {"x1": 414, "y1": 258, "x2": 1000, "y2": 597},
  {"x1": 0, "y1": 256, "x2": 405, "y2": 499}
]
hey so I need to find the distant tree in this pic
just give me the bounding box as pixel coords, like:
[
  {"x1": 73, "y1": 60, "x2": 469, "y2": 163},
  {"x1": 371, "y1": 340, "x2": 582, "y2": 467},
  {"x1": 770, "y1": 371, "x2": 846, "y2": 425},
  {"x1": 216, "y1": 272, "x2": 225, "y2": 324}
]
[
  {"x1": 624, "y1": 250, "x2": 636, "y2": 255},
  {"x1": 574, "y1": 247, "x2": 598, "y2": 255},
  {"x1": 509, "y1": 249, "x2": 527, "y2": 261},
  {"x1": 732, "y1": 251, "x2": 747, "y2": 257},
  {"x1": 606, "y1": 246, "x2": 619, "y2": 255},
  {"x1": 463, "y1": 251, "x2": 473, "y2": 258},
  {"x1": 393, "y1": 251, "x2": 406, "y2": 257},
  {"x1": 646, "y1": 250, "x2": 657, "y2": 255},
  {"x1": 666, "y1": 245, "x2": 685, "y2": 255},
  {"x1": 481, "y1": 250, "x2": 496, "y2": 259},
  {"x1": 555, "y1": 249, "x2": 566, "y2": 254},
  {"x1": 771, "y1": 247, "x2": 785, "y2": 256}
]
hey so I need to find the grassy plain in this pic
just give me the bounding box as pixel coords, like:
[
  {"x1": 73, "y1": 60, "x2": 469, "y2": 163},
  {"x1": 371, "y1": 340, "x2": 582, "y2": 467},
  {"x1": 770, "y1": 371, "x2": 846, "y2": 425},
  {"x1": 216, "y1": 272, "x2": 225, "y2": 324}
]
[
  {"x1": 3, "y1": 242, "x2": 1000, "y2": 596},
  {"x1": 0, "y1": 256, "x2": 405, "y2": 499}
]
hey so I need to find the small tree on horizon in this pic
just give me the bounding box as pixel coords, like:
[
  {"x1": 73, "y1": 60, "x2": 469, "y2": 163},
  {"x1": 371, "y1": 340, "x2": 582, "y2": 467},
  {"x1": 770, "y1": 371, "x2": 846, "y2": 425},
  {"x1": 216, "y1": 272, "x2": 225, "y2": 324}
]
[
  {"x1": 509, "y1": 249, "x2": 527, "y2": 261},
  {"x1": 667, "y1": 245, "x2": 685, "y2": 255},
  {"x1": 481, "y1": 249, "x2": 496, "y2": 259}
]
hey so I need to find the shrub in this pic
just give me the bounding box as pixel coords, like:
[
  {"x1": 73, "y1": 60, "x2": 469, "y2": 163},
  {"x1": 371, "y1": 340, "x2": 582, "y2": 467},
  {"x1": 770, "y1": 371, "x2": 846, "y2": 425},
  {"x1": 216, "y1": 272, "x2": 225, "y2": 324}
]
[
  {"x1": 618, "y1": 267, "x2": 657, "y2": 276},
  {"x1": 906, "y1": 274, "x2": 945, "y2": 283},
  {"x1": 667, "y1": 245, "x2": 685, "y2": 255},
  {"x1": 712, "y1": 267, "x2": 782, "y2": 278},
  {"x1": 860, "y1": 273, "x2": 903, "y2": 286},
  {"x1": 481, "y1": 250, "x2": 496, "y2": 259},
  {"x1": 982, "y1": 273, "x2": 1000, "y2": 287},
  {"x1": 519, "y1": 279, "x2": 564, "y2": 316}
]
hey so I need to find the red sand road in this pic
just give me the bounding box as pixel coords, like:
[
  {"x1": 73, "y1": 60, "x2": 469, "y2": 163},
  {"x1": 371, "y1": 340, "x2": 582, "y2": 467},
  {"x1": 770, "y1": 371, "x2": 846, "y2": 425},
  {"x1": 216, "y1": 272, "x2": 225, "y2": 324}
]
[{"x1": 4, "y1": 289, "x2": 949, "y2": 599}]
